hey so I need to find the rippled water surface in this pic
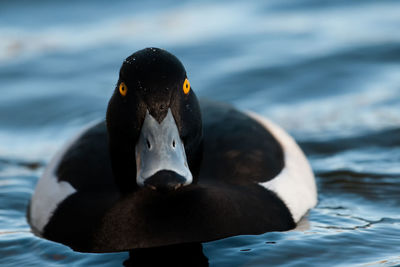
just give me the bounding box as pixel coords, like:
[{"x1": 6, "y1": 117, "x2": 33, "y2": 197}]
[{"x1": 1, "y1": 0, "x2": 400, "y2": 266}]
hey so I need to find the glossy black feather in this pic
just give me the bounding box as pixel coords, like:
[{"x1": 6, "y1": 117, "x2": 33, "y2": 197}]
[{"x1": 44, "y1": 101, "x2": 291, "y2": 252}]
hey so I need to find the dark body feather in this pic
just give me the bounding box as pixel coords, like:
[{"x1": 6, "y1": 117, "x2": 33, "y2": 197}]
[{"x1": 44, "y1": 100, "x2": 292, "y2": 252}]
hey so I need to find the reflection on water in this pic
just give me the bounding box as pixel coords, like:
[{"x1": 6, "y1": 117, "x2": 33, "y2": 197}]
[
  {"x1": 124, "y1": 243, "x2": 208, "y2": 267},
  {"x1": 1, "y1": 0, "x2": 400, "y2": 266}
]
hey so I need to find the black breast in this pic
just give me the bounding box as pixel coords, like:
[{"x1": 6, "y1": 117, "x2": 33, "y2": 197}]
[{"x1": 42, "y1": 100, "x2": 291, "y2": 252}]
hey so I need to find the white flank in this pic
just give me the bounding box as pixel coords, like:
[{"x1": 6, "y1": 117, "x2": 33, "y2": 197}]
[
  {"x1": 246, "y1": 111, "x2": 317, "y2": 223},
  {"x1": 29, "y1": 122, "x2": 99, "y2": 234}
]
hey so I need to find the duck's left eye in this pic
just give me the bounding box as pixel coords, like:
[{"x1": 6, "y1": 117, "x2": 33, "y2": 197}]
[
  {"x1": 183, "y1": 78, "x2": 190, "y2": 95},
  {"x1": 119, "y1": 82, "x2": 128, "y2": 97}
]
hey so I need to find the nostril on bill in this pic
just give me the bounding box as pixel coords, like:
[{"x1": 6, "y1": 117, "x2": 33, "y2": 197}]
[{"x1": 146, "y1": 139, "x2": 151, "y2": 149}]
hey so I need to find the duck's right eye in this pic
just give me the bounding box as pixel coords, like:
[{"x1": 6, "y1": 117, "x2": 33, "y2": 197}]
[{"x1": 119, "y1": 82, "x2": 128, "y2": 97}]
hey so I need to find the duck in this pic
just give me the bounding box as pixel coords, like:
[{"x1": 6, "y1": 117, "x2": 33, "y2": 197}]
[{"x1": 28, "y1": 47, "x2": 317, "y2": 253}]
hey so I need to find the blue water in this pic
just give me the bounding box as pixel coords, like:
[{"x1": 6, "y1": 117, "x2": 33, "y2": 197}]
[{"x1": 1, "y1": 0, "x2": 400, "y2": 266}]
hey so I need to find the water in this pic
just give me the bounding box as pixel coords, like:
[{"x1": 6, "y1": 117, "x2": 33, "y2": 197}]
[{"x1": 1, "y1": 0, "x2": 400, "y2": 266}]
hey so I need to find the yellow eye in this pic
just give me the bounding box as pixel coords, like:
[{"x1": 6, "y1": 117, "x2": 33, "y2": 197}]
[
  {"x1": 183, "y1": 78, "x2": 190, "y2": 95},
  {"x1": 119, "y1": 82, "x2": 128, "y2": 97}
]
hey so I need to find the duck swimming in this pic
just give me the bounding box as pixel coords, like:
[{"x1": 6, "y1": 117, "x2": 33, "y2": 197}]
[{"x1": 28, "y1": 47, "x2": 317, "y2": 252}]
